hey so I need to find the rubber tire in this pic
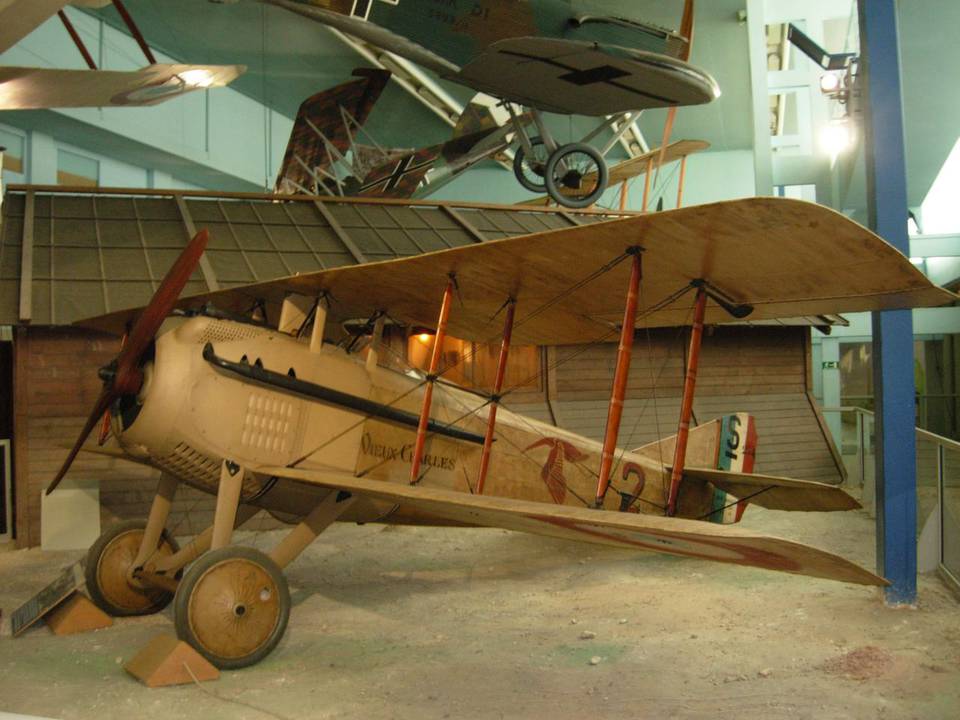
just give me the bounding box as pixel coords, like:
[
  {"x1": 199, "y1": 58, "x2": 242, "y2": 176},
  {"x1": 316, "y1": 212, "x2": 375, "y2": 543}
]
[
  {"x1": 544, "y1": 142, "x2": 609, "y2": 209},
  {"x1": 85, "y1": 519, "x2": 180, "y2": 617},
  {"x1": 174, "y1": 546, "x2": 290, "y2": 670},
  {"x1": 512, "y1": 136, "x2": 549, "y2": 192}
]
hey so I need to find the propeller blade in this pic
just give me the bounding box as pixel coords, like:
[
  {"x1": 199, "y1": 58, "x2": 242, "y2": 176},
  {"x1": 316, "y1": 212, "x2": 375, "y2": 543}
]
[
  {"x1": 113, "y1": 228, "x2": 209, "y2": 392},
  {"x1": 98, "y1": 331, "x2": 128, "y2": 446},
  {"x1": 46, "y1": 387, "x2": 118, "y2": 495}
]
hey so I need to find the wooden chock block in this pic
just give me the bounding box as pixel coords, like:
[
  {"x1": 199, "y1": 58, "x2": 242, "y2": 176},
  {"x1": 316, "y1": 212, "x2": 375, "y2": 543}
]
[
  {"x1": 125, "y1": 634, "x2": 220, "y2": 688},
  {"x1": 45, "y1": 591, "x2": 113, "y2": 636}
]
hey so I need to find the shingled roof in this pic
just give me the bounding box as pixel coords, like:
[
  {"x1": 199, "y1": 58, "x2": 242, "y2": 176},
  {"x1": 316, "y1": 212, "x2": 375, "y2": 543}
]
[{"x1": 0, "y1": 187, "x2": 619, "y2": 327}]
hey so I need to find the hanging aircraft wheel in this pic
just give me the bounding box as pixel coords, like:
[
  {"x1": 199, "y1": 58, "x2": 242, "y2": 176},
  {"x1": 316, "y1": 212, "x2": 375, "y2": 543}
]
[
  {"x1": 512, "y1": 136, "x2": 550, "y2": 192},
  {"x1": 544, "y1": 142, "x2": 609, "y2": 209},
  {"x1": 174, "y1": 545, "x2": 290, "y2": 670},
  {"x1": 85, "y1": 519, "x2": 180, "y2": 617}
]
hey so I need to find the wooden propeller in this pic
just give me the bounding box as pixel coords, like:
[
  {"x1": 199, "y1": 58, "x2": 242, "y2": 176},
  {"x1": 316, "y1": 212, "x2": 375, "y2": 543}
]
[{"x1": 46, "y1": 228, "x2": 210, "y2": 495}]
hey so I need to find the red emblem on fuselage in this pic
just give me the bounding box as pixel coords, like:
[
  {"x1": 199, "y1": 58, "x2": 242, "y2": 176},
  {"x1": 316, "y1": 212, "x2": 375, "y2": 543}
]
[{"x1": 525, "y1": 438, "x2": 588, "y2": 504}]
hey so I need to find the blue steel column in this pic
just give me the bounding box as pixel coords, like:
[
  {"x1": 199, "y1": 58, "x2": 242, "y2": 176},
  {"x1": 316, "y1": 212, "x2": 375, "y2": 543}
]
[{"x1": 858, "y1": 0, "x2": 916, "y2": 604}]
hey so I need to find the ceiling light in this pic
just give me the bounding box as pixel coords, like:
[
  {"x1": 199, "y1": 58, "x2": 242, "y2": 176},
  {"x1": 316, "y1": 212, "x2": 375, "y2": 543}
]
[
  {"x1": 178, "y1": 69, "x2": 216, "y2": 88},
  {"x1": 821, "y1": 120, "x2": 853, "y2": 157},
  {"x1": 819, "y1": 73, "x2": 841, "y2": 94}
]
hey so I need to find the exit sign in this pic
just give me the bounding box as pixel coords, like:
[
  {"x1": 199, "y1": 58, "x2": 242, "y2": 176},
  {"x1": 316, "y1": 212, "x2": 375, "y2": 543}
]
[{"x1": 822, "y1": 361, "x2": 839, "y2": 369}]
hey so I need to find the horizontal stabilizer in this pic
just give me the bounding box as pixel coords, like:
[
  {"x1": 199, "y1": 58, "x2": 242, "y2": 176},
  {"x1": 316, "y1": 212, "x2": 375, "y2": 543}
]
[
  {"x1": 0, "y1": 64, "x2": 243, "y2": 109},
  {"x1": 682, "y1": 468, "x2": 861, "y2": 512},
  {"x1": 259, "y1": 466, "x2": 885, "y2": 586}
]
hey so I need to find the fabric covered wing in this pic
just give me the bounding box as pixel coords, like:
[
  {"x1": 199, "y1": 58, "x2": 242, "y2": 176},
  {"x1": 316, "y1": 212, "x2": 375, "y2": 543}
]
[
  {"x1": 275, "y1": 68, "x2": 391, "y2": 194},
  {"x1": 0, "y1": 64, "x2": 243, "y2": 109},
  {"x1": 76, "y1": 197, "x2": 957, "y2": 345},
  {"x1": 452, "y1": 37, "x2": 719, "y2": 115},
  {"x1": 0, "y1": 0, "x2": 68, "y2": 54},
  {"x1": 258, "y1": 467, "x2": 885, "y2": 586}
]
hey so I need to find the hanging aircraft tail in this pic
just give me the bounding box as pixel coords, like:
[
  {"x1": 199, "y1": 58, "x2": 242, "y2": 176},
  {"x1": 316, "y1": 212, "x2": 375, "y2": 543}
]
[{"x1": 274, "y1": 68, "x2": 391, "y2": 194}]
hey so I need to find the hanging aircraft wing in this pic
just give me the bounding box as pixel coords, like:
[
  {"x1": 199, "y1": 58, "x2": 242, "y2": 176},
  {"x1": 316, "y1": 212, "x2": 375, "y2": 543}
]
[
  {"x1": 0, "y1": 0, "x2": 68, "y2": 54},
  {"x1": 452, "y1": 37, "x2": 719, "y2": 115},
  {"x1": 275, "y1": 68, "x2": 392, "y2": 194},
  {"x1": 76, "y1": 197, "x2": 957, "y2": 345},
  {"x1": 255, "y1": 466, "x2": 885, "y2": 586},
  {"x1": 519, "y1": 139, "x2": 710, "y2": 206},
  {"x1": 0, "y1": 64, "x2": 244, "y2": 109}
]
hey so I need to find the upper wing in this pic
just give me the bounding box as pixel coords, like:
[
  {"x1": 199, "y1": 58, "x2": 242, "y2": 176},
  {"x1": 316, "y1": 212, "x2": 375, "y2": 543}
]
[
  {"x1": 0, "y1": 0, "x2": 67, "y2": 55},
  {"x1": 257, "y1": 466, "x2": 885, "y2": 586},
  {"x1": 275, "y1": 69, "x2": 392, "y2": 194},
  {"x1": 76, "y1": 197, "x2": 957, "y2": 346},
  {"x1": 681, "y1": 468, "x2": 861, "y2": 512},
  {"x1": 453, "y1": 37, "x2": 719, "y2": 115},
  {"x1": 0, "y1": 64, "x2": 243, "y2": 109}
]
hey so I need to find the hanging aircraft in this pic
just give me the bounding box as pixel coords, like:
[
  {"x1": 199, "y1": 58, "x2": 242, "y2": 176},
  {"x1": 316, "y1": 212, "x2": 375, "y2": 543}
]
[
  {"x1": 0, "y1": 0, "x2": 243, "y2": 109},
  {"x1": 261, "y1": 0, "x2": 718, "y2": 207},
  {"x1": 41, "y1": 196, "x2": 956, "y2": 670},
  {"x1": 273, "y1": 67, "x2": 706, "y2": 207},
  {"x1": 273, "y1": 68, "x2": 531, "y2": 199}
]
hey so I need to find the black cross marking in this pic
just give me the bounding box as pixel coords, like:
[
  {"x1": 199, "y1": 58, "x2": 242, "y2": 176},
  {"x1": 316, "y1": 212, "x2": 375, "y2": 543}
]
[
  {"x1": 359, "y1": 153, "x2": 436, "y2": 193},
  {"x1": 499, "y1": 49, "x2": 678, "y2": 105}
]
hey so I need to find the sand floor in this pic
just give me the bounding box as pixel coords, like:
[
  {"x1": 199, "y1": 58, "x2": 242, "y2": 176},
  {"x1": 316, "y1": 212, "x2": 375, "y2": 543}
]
[{"x1": 1, "y1": 505, "x2": 959, "y2": 720}]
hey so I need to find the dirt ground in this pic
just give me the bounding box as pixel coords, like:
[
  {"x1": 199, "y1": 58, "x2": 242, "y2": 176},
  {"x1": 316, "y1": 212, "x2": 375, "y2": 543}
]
[{"x1": 1, "y1": 504, "x2": 959, "y2": 720}]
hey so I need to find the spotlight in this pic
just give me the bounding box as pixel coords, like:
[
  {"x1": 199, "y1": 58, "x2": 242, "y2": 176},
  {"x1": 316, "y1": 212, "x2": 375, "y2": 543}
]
[
  {"x1": 819, "y1": 72, "x2": 842, "y2": 94},
  {"x1": 821, "y1": 120, "x2": 853, "y2": 157},
  {"x1": 177, "y1": 69, "x2": 216, "y2": 88}
]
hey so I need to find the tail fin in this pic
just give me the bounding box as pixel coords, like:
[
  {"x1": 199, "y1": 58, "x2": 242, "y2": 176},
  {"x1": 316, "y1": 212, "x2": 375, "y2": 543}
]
[
  {"x1": 275, "y1": 68, "x2": 391, "y2": 193},
  {"x1": 634, "y1": 413, "x2": 757, "y2": 523}
]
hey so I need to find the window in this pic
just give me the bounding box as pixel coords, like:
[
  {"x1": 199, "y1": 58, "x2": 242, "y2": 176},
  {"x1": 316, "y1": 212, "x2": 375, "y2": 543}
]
[
  {"x1": 57, "y1": 149, "x2": 99, "y2": 187},
  {"x1": 0, "y1": 128, "x2": 24, "y2": 174},
  {"x1": 407, "y1": 333, "x2": 541, "y2": 392}
]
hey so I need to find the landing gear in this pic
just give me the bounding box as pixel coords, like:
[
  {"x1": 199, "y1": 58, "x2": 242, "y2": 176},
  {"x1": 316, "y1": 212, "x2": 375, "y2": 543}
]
[
  {"x1": 85, "y1": 520, "x2": 179, "y2": 616},
  {"x1": 544, "y1": 143, "x2": 608, "y2": 209},
  {"x1": 512, "y1": 136, "x2": 550, "y2": 192},
  {"x1": 173, "y1": 546, "x2": 290, "y2": 670}
]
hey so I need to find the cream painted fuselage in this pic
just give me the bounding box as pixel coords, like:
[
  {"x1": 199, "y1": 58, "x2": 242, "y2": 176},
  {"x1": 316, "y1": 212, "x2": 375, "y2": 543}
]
[{"x1": 115, "y1": 315, "x2": 709, "y2": 525}]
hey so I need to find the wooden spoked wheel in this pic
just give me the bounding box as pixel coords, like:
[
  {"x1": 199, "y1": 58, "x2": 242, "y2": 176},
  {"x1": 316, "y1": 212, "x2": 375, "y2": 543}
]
[
  {"x1": 174, "y1": 546, "x2": 290, "y2": 670},
  {"x1": 85, "y1": 520, "x2": 179, "y2": 616}
]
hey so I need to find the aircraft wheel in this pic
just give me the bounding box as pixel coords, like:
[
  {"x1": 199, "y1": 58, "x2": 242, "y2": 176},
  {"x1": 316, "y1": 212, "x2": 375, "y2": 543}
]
[
  {"x1": 174, "y1": 546, "x2": 290, "y2": 670},
  {"x1": 544, "y1": 142, "x2": 609, "y2": 208},
  {"x1": 85, "y1": 519, "x2": 179, "y2": 616},
  {"x1": 513, "y1": 136, "x2": 550, "y2": 192}
]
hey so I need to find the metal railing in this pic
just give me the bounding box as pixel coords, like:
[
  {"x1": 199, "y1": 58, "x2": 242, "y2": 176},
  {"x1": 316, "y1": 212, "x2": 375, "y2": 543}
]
[{"x1": 822, "y1": 406, "x2": 960, "y2": 595}]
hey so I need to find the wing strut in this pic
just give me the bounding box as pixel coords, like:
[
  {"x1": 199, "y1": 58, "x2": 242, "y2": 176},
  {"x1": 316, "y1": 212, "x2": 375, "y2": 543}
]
[
  {"x1": 666, "y1": 283, "x2": 708, "y2": 515},
  {"x1": 410, "y1": 276, "x2": 456, "y2": 483},
  {"x1": 594, "y1": 247, "x2": 643, "y2": 506},
  {"x1": 476, "y1": 298, "x2": 516, "y2": 495}
]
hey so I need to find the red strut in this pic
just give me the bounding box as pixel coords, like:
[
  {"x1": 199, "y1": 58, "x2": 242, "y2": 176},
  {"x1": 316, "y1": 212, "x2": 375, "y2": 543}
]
[
  {"x1": 409, "y1": 278, "x2": 455, "y2": 483},
  {"x1": 476, "y1": 299, "x2": 516, "y2": 495},
  {"x1": 666, "y1": 285, "x2": 708, "y2": 515},
  {"x1": 594, "y1": 249, "x2": 643, "y2": 506}
]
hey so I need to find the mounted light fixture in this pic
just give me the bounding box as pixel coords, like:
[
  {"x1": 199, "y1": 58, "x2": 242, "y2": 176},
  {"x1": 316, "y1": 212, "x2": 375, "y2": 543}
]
[
  {"x1": 819, "y1": 72, "x2": 842, "y2": 95},
  {"x1": 821, "y1": 119, "x2": 854, "y2": 158}
]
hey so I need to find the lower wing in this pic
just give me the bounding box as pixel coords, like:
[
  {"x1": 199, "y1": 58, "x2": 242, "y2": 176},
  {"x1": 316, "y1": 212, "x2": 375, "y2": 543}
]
[
  {"x1": 258, "y1": 466, "x2": 884, "y2": 587},
  {"x1": 0, "y1": 64, "x2": 243, "y2": 109}
]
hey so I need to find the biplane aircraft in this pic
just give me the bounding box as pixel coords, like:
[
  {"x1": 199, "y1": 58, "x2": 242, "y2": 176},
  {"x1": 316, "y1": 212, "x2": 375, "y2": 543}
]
[
  {"x1": 263, "y1": 0, "x2": 715, "y2": 207},
  {"x1": 274, "y1": 67, "x2": 708, "y2": 211},
  {"x1": 274, "y1": 68, "x2": 532, "y2": 199},
  {"x1": 0, "y1": 0, "x2": 242, "y2": 109},
  {"x1": 43, "y1": 197, "x2": 957, "y2": 670}
]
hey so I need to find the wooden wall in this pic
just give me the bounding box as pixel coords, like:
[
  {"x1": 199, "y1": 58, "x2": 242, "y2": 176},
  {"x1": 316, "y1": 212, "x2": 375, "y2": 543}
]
[
  {"x1": 12, "y1": 324, "x2": 841, "y2": 547},
  {"x1": 507, "y1": 325, "x2": 843, "y2": 484}
]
